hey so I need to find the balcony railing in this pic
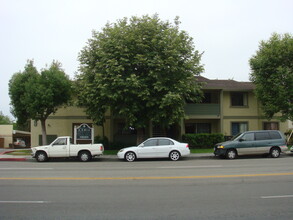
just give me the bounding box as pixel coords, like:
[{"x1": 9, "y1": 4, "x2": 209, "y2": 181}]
[{"x1": 184, "y1": 103, "x2": 220, "y2": 117}]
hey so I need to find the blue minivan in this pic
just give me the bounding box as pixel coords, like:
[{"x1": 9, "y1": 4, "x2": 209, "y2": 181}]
[{"x1": 214, "y1": 130, "x2": 287, "y2": 159}]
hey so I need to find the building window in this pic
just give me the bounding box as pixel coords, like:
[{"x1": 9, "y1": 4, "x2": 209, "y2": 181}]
[
  {"x1": 263, "y1": 122, "x2": 279, "y2": 130},
  {"x1": 202, "y1": 93, "x2": 212, "y2": 103},
  {"x1": 185, "y1": 123, "x2": 211, "y2": 134},
  {"x1": 231, "y1": 122, "x2": 248, "y2": 136},
  {"x1": 231, "y1": 92, "x2": 248, "y2": 107}
]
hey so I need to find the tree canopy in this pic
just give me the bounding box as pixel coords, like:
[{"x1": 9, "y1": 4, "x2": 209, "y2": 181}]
[
  {"x1": 76, "y1": 15, "x2": 204, "y2": 136},
  {"x1": 0, "y1": 111, "x2": 13, "y2": 124},
  {"x1": 249, "y1": 33, "x2": 293, "y2": 121},
  {"x1": 9, "y1": 60, "x2": 72, "y2": 144}
]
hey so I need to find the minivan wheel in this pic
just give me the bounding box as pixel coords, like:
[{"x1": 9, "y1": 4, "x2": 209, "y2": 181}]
[
  {"x1": 270, "y1": 147, "x2": 280, "y2": 158},
  {"x1": 226, "y1": 149, "x2": 237, "y2": 159}
]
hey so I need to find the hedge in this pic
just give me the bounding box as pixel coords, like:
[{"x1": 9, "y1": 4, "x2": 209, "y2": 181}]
[{"x1": 182, "y1": 133, "x2": 224, "y2": 149}]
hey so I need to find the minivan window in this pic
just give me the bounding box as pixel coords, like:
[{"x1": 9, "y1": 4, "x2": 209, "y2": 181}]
[
  {"x1": 255, "y1": 132, "x2": 270, "y2": 140},
  {"x1": 269, "y1": 131, "x2": 282, "y2": 139},
  {"x1": 241, "y1": 133, "x2": 254, "y2": 141}
]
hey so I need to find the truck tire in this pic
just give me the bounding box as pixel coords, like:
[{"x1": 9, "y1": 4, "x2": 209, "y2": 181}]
[
  {"x1": 36, "y1": 151, "x2": 48, "y2": 162},
  {"x1": 79, "y1": 151, "x2": 92, "y2": 162}
]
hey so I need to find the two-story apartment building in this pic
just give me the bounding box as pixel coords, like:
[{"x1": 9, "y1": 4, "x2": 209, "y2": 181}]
[
  {"x1": 184, "y1": 77, "x2": 287, "y2": 138},
  {"x1": 30, "y1": 76, "x2": 290, "y2": 146}
]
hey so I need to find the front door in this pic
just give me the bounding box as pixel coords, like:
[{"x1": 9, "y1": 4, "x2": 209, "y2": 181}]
[
  {"x1": 137, "y1": 139, "x2": 157, "y2": 158},
  {"x1": 236, "y1": 133, "x2": 255, "y2": 155}
]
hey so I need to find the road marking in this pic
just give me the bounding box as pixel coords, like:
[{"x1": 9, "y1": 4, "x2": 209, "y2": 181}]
[
  {"x1": 158, "y1": 165, "x2": 223, "y2": 169},
  {"x1": 0, "y1": 201, "x2": 50, "y2": 204},
  {"x1": 261, "y1": 195, "x2": 293, "y2": 199},
  {"x1": 0, "y1": 172, "x2": 293, "y2": 180},
  {"x1": 0, "y1": 168, "x2": 53, "y2": 170}
]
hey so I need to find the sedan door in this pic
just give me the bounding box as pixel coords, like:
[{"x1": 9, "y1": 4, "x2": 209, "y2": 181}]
[
  {"x1": 156, "y1": 139, "x2": 174, "y2": 157},
  {"x1": 137, "y1": 139, "x2": 158, "y2": 158}
]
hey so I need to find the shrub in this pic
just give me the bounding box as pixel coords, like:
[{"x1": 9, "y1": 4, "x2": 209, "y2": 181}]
[
  {"x1": 94, "y1": 136, "x2": 109, "y2": 148},
  {"x1": 182, "y1": 133, "x2": 224, "y2": 149}
]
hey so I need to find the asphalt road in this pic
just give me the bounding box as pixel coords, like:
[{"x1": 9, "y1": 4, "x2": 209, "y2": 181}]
[{"x1": 1, "y1": 155, "x2": 293, "y2": 220}]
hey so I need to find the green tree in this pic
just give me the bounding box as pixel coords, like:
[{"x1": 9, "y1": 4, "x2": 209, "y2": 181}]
[
  {"x1": 9, "y1": 60, "x2": 72, "y2": 145},
  {"x1": 76, "y1": 15, "x2": 203, "y2": 142},
  {"x1": 0, "y1": 111, "x2": 13, "y2": 124},
  {"x1": 250, "y1": 33, "x2": 293, "y2": 121}
]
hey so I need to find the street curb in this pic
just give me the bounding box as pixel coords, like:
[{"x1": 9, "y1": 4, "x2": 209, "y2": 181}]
[{"x1": 0, "y1": 157, "x2": 27, "y2": 161}]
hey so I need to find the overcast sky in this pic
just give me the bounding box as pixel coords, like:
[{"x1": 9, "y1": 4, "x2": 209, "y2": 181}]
[{"x1": 1, "y1": 0, "x2": 292, "y2": 120}]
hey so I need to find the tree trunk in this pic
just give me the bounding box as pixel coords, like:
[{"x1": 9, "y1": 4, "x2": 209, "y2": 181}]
[
  {"x1": 136, "y1": 127, "x2": 145, "y2": 145},
  {"x1": 40, "y1": 119, "x2": 47, "y2": 145}
]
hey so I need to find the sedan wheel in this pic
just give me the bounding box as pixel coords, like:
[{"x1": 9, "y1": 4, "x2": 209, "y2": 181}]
[
  {"x1": 125, "y1": 152, "x2": 136, "y2": 162},
  {"x1": 169, "y1": 151, "x2": 180, "y2": 161}
]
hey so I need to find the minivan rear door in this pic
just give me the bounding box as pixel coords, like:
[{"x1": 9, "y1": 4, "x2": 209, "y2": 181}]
[{"x1": 254, "y1": 132, "x2": 271, "y2": 154}]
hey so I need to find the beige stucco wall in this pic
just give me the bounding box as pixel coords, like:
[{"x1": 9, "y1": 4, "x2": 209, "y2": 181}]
[
  {"x1": 222, "y1": 91, "x2": 259, "y2": 116},
  {"x1": 0, "y1": 125, "x2": 13, "y2": 148},
  {"x1": 221, "y1": 91, "x2": 289, "y2": 135},
  {"x1": 30, "y1": 106, "x2": 108, "y2": 147}
]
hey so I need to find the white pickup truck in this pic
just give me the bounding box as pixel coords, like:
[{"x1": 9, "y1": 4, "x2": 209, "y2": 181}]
[{"x1": 31, "y1": 136, "x2": 104, "y2": 162}]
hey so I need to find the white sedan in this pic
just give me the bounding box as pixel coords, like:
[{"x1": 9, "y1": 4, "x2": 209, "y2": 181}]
[{"x1": 117, "y1": 137, "x2": 190, "y2": 162}]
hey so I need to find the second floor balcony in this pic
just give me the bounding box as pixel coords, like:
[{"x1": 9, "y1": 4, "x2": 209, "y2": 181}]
[{"x1": 184, "y1": 103, "x2": 220, "y2": 118}]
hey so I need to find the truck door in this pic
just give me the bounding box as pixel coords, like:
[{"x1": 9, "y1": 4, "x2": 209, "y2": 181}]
[{"x1": 49, "y1": 138, "x2": 68, "y2": 157}]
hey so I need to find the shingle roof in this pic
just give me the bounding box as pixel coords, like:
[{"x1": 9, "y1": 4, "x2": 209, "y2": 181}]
[{"x1": 196, "y1": 76, "x2": 255, "y2": 91}]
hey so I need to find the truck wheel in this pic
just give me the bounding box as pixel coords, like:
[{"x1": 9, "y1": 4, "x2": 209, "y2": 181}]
[
  {"x1": 270, "y1": 147, "x2": 280, "y2": 158},
  {"x1": 79, "y1": 151, "x2": 92, "y2": 162},
  {"x1": 226, "y1": 149, "x2": 237, "y2": 159},
  {"x1": 36, "y1": 152, "x2": 48, "y2": 162}
]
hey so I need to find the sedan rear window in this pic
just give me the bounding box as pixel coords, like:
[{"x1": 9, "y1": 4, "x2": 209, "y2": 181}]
[{"x1": 158, "y1": 139, "x2": 174, "y2": 146}]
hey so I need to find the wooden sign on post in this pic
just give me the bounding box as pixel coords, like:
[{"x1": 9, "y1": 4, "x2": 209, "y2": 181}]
[{"x1": 74, "y1": 123, "x2": 94, "y2": 144}]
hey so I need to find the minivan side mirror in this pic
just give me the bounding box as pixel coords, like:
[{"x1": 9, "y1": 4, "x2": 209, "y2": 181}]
[{"x1": 239, "y1": 138, "x2": 245, "y2": 142}]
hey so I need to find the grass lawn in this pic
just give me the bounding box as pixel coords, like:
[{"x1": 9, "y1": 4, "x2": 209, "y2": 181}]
[
  {"x1": 190, "y1": 148, "x2": 214, "y2": 154},
  {"x1": 6, "y1": 149, "x2": 32, "y2": 155}
]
